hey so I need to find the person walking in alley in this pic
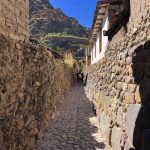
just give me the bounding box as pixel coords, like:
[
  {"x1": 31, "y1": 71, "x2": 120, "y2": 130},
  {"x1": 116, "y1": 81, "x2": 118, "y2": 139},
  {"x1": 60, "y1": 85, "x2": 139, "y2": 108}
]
[
  {"x1": 76, "y1": 70, "x2": 84, "y2": 83},
  {"x1": 81, "y1": 71, "x2": 84, "y2": 82}
]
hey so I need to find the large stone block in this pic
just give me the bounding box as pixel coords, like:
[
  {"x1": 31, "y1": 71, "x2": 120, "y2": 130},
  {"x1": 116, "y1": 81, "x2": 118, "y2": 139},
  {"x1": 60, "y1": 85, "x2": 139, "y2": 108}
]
[
  {"x1": 128, "y1": 84, "x2": 136, "y2": 93},
  {"x1": 135, "y1": 85, "x2": 141, "y2": 103},
  {"x1": 124, "y1": 92, "x2": 135, "y2": 104},
  {"x1": 99, "y1": 111, "x2": 111, "y2": 138},
  {"x1": 111, "y1": 126, "x2": 122, "y2": 150},
  {"x1": 126, "y1": 104, "x2": 141, "y2": 144},
  {"x1": 117, "y1": 107, "x2": 124, "y2": 126}
]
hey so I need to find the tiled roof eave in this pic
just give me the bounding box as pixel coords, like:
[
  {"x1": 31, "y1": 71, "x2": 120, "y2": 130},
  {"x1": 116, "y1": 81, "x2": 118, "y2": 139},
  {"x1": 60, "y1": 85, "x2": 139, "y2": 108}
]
[
  {"x1": 89, "y1": 4, "x2": 108, "y2": 46},
  {"x1": 105, "y1": 9, "x2": 130, "y2": 40},
  {"x1": 88, "y1": 0, "x2": 123, "y2": 46}
]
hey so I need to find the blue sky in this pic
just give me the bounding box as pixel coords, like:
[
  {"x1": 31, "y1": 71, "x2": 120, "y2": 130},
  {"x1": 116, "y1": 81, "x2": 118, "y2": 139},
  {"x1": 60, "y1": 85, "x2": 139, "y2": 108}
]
[{"x1": 50, "y1": 0, "x2": 97, "y2": 28}]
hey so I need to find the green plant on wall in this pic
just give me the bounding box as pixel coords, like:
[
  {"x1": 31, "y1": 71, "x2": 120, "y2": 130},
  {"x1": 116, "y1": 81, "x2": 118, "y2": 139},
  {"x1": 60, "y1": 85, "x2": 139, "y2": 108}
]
[{"x1": 31, "y1": 16, "x2": 37, "y2": 23}]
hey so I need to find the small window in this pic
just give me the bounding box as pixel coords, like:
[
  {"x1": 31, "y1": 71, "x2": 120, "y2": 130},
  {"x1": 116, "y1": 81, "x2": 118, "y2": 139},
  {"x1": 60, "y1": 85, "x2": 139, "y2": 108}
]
[{"x1": 99, "y1": 31, "x2": 102, "y2": 53}]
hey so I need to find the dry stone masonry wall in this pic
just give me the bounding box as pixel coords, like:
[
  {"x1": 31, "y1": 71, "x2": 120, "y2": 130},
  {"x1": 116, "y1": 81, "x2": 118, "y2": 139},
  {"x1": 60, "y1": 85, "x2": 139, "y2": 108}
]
[
  {"x1": 0, "y1": 36, "x2": 73, "y2": 149},
  {"x1": 0, "y1": 0, "x2": 29, "y2": 41},
  {"x1": 0, "y1": 0, "x2": 74, "y2": 149},
  {"x1": 86, "y1": 1, "x2": 150, "y2": 150}
]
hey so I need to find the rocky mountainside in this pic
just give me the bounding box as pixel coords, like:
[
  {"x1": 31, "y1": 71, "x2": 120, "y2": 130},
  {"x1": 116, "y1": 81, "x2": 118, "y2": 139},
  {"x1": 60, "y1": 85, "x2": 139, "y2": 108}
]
[{"x1": 29, "y1": 0, "x2": 88, "y2": 56}]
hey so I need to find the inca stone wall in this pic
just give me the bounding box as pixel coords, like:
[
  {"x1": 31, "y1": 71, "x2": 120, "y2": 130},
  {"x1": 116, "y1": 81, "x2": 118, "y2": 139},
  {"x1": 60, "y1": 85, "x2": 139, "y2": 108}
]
[
  {"x1": 86, "y1": 1, "x2": 150, "y2": 150},
  {"x1": 0, "y1": 34, "x2": 74, "y2": 149},
  {"x1": 0, "y1": 1, "x2": 74, "y2": 149},
  {"x1": 0, "y1": 0, "x2": 29, "y2": 41}
]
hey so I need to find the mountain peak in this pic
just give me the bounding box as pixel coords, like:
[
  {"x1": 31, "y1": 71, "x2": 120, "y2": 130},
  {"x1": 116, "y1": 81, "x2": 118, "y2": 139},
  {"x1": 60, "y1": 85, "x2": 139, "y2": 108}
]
[
  {"x1": 29, "y1": 0, "x2": 88, "y2": 53},
  {"x1": 40, "y1": 0, "x2": 53, "y2": 8},
  {"x1": 29, "y1": 0, "x2": 53, "y2": 17}
]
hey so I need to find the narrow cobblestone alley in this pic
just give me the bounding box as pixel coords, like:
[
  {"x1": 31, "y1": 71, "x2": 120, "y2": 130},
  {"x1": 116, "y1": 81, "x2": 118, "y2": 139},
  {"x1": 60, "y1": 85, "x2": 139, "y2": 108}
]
[{"x1": 34, "y1": 84, "x2": 109, "y2": 150}]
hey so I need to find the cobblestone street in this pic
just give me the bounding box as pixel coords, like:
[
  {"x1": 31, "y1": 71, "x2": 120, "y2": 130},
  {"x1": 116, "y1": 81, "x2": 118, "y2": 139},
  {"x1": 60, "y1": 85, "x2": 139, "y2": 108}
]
[{"x1": 34, "y1": 84, "x2": 109, "y2": 150}]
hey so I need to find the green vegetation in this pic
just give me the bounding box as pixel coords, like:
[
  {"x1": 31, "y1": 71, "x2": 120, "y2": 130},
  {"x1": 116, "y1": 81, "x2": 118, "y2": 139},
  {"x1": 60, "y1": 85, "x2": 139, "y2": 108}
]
[
  {"x1": 31, "y1": 16, "x2": 37, "y2": 23},
  {"x1": 45, "y1": 32, "x2": 88, "y2": 40},
  {"x1": 38, "y1": 32, "x2": 87, "y2": 55}
]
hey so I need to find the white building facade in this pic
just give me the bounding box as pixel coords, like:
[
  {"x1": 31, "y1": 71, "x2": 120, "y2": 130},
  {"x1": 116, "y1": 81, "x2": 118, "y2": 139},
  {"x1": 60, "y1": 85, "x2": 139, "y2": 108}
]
[
  {"x1": 91, "y1": 6, "x2": 109, "y2": 65},
  {"x1": 89, "y1": 1, "x2": 122, "y2": 65}
]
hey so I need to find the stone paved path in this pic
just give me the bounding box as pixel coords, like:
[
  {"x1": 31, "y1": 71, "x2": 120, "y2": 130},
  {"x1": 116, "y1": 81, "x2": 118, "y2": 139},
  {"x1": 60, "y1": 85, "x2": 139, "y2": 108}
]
[{"x1": 34, "y1": 84, "x2": 110, "y2": 150}]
